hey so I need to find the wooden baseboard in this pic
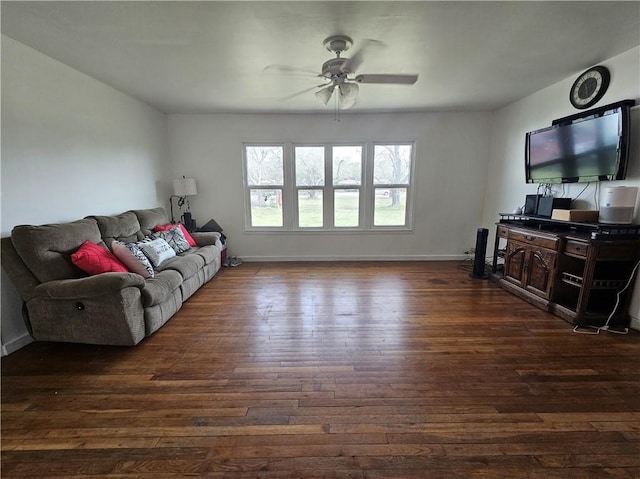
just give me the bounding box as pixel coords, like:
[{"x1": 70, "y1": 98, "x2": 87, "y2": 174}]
[{"x1": 234, "y1": 254, "x2": 469, "y2": 262}]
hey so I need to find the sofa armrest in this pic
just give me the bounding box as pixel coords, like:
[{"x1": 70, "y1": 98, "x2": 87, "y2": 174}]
[
  {"x1": 190, "y1": 231, "x2": 221, "y2": 247},
  {"x1": 33, "y1": 273, "x2": 146, "y2": 299}
]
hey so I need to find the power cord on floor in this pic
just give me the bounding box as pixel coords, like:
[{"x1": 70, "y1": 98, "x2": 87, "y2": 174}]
[
  {"x1": 573, "y1": 258, "x2": 640, "y2": 335},
  {"x1": 457, "y1": 258, "x2": 473, "y2": 272},
  {"x1": 457, "y1": 257, "x2": 493, "y2": 274}
]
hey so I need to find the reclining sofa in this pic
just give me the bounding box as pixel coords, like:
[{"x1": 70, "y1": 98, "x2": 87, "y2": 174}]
[{"x1": 1, "y1": 207, "x2": 223, "y2": 346}]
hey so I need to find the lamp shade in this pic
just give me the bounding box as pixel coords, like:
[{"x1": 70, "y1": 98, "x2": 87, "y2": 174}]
[
  {"x1": 173, "y1": 178, "x2": 197, "y2": 196},
  {"x1": 338, "y1": 83, "x2": 359, "y2": 109},
  {"x1": 315, "y1": 86, "x2": 334, "y2": 105}
]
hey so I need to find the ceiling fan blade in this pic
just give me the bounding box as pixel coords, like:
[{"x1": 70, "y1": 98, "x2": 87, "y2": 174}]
[
  {"x1": 340, "y1": 39, "x2": 386, "y2": 73},
  {"x1": 281, "y1": 83, "x2": 328, "y2": 102},
  {"x1": 264, "y1": 64, "x2": 321, "y2": 77},
  {"x1": 315, "y1": 85, "x2": 335, "y2": 105},
  {"x1": 354, "y1": 74, "x2": 418, "y2": 85},
  {"x1": 338, "y1": 83, "x2": 359, "y2": 109}
]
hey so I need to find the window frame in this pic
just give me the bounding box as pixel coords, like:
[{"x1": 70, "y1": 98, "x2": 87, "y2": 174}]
[
  {"x1": 242, "y1": 141, "x2": 416, "y2": 233},
  {"x1": 371, "y1": 143, "x2": 416, "y2": 229}
]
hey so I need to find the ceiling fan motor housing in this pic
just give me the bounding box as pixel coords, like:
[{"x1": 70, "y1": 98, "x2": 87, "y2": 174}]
[{"x1": 321, "y1": 58, "x2": 350, "y2": 81}]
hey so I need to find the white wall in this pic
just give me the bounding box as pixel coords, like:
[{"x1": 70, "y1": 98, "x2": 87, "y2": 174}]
[
  {"x1": 1, "y1": 36, "x2": 171, "y2": 355},
  {"x1": 167, "y1": 112, "x2": 493, "y2": 260},
  {"x1": 482, "y1": 46, "x2": 640, "y2": 329}
]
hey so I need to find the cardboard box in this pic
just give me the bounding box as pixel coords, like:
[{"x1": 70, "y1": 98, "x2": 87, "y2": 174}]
[{"x1": 551, "y1": 209, "x2": 599, "y2": 223}]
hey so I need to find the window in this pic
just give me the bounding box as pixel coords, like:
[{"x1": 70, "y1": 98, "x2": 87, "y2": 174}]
[
  {"x1": 245, "y1": 145, "x2": 283, "y2": 227},
  {"x1": 244, "y1": 142, "x2": 415, "y2": 231},
  {"x1": 332, "y1": 146, "x2": 362, "y2": 227},
  {"x1": 373, "y1": 144, "x2": 412, "y2": 226},
  {"x1": 295, "y1": 146, "x2": 324, "y2": 228}
]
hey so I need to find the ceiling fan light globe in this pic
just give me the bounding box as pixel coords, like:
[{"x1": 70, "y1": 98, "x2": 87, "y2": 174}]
[
  {"x1": 340, "y1": 82, "x2": 359, "y2": 99},
  {"x1": 315, "y1": 86, "x2": 334, "y2": 105},
  {"x1": 338, "y1": 83, "x2": 359, "y2": 109}
]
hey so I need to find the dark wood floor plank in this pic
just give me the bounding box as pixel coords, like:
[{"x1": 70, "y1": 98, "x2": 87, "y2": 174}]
[{"x1": 2, "y1": 261, "x2": 639, "y2": 477}]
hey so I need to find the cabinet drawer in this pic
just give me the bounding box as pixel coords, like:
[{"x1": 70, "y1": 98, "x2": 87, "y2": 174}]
[
  {"x1": 508, "y1": 230, "x2": 559, "y2": 251},
  {"x1": 565, "y1": 240, "x2": 588, "y2": 258},
  {"x1": 497, "y1": 225, "x2": 509, "y2": 239}
]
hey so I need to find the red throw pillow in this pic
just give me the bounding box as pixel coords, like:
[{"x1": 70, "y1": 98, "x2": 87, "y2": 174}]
[
  {"x1": 154, "y1": 223, "x2": 197, "y2": 247},
  {"x1": 71, "y1": 241, "x2": 128, "y2": 275}
]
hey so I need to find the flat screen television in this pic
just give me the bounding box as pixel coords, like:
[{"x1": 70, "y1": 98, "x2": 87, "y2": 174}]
[{"x1": 525, "y1": 102, "x2": 632, "y2": 184}]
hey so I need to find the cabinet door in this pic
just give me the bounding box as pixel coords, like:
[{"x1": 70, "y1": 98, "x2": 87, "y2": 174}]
[
  {"x1": 525, "y1": 248, "x2": 557, "y2": 299},
  {"x1": 504, "y1": 241, "x2": 527, "y2": 285}
]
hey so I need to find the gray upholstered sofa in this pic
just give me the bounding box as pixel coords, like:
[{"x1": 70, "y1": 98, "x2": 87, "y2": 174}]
[{"x1": 1, "y1": 207, "x2": 223, "y2": 346}]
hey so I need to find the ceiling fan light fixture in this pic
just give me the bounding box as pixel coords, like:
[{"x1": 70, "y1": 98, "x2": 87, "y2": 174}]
[
  {"x1": 315, "y1": 86, "x2": 334, "y2": 105},
  {"x1": 338, "y1": 83, "x2": 359, "y2": 109}
]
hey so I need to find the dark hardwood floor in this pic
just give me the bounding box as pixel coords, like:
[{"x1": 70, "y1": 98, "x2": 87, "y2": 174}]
[{"x1": 2, "y1": 261, "x2": 639, "y2": 478}]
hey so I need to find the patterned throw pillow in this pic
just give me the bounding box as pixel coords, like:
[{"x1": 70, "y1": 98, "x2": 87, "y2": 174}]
[
  {"x1": 137, "y1": 238, "x2": 176, "y2": 268},
  {"x1": 111, "y1": 241, "x2": 155, "y2": 278},
  {"x1": 71, "y1": 241, "x2": 128, "y2": 275},
  {"x1": 154, "y1": 223, "x2": 197, "y2": 247},
  {"x1": 152, "y1": 226, "x2": 191, "y2": 254}
]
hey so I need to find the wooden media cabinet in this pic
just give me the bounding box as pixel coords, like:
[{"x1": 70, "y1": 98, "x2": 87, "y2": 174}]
[{"x1": 491, "y1": 214, "x2": 640, "y2": 327}]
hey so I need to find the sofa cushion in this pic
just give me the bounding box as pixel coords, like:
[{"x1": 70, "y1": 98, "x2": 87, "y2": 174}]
[
  {"x1": 12, "y1": 218, "x2": 103, "y2": 283},
  {"x1": 152, "y1": 226, "x2": 191, "y2": 254},
  {"x1": 133, "y1": 208, "x2": 170, "y2": 236},
  {"x1": 191, "y1": 245, "x2": 218, "y2": 265},
  {"x1": 111, "y1": 241, "x2": 155, "y2": 278},
  {"x1": 92, "y1": 211, "x2": 143, "y2": 245},
  {"x1": 158, "y1": 253, "x2": 205, "y2": 279},
  {"x1": 71, "y1": 241, "x2": 129, "y2": 275},
  {"x1": 140, "y1": 269, "x2": 182, "y2": 307}
]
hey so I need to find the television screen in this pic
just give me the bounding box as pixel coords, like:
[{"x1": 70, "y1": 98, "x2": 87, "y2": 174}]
[{"x1": 525, "y1": 106, "x2": 629, "y2": 184}]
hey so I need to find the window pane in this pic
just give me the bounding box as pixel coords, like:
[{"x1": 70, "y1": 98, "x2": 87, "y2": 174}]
[
  {"x1": 374, "y1": 144, "x2": 412, "y2": 185},
  {"x1": 250, "y1": 189, "x2": 283, "y2": 226},
  {"x1": 334, "y1": 189, "x2": 359, "y2": 227},
  {"x1": 298, "y1": 190, "x2": 323, "y2": 227},
  {"x1": 374, "y1": 188, "x2": 407, "y2": 226},
  {"x1": 295, "y1": 147, "x2": 325, "y2": 186},
  {"x1": 246, "y1": 146, "x2": 283, "y2": 186},
  {"x1": 333, "y1": 146, "x2": 362, "y2": 186}
]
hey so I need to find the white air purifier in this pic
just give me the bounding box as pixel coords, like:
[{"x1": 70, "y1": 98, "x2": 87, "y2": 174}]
[{"x1": 600, "y1": 186, "x2": 638, "y2": 224}]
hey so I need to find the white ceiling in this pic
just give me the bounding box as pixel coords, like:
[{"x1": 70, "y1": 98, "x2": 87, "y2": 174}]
[{"x1": 2, "y1": 1, "x2": 639, "y2": 114}]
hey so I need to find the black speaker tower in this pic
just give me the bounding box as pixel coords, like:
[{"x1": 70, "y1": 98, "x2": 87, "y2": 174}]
[{"x1": 470, "y1": 228, "x2": 489, "y2": 279}]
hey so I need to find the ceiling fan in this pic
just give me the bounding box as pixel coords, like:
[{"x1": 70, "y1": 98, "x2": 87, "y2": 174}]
[{"x1": 267, "y1": 35, "x2": 419, "y2": 109}]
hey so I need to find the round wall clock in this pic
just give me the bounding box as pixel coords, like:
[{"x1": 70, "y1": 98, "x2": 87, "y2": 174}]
[{"x1": 569, "y1": 66, "x2": 610, "y2": 109}]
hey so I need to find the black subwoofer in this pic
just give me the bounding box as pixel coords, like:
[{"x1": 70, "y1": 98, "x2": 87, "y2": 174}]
[{"x1": 470, "y1": 228, "x2": 489, "y2": 279}]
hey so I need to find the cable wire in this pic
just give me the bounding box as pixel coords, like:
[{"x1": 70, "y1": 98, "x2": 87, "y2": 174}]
[
  {"x1": 572, "y1": 182, "x2": 591, "y2": 201},
  {"x1": 573, "y1": 258, "x2": 640, "y2": 335}
]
